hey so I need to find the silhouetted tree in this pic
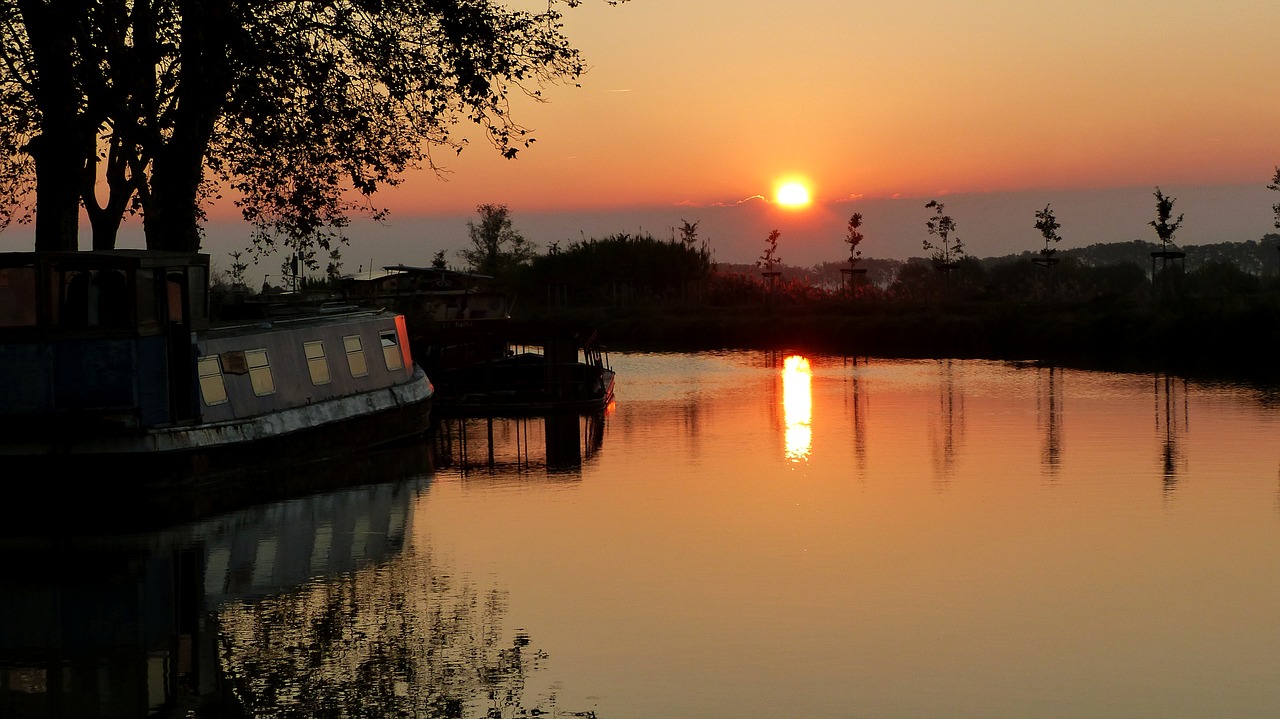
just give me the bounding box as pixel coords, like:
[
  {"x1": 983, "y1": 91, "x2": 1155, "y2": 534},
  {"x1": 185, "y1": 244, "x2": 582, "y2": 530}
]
[
  {"x1": 521, "y1": 232, "x2": 710, "y2": 305},
  {"x1": 325, "y1": 249, "x2": 343, "y2": 283},
  {"x1": 1034, "y1": 204, "x2": 1062, "y2": 258},
  {"x1": 757, "y1": 229, "x2": 782, "y2": 273},
  {"x1": 228, "y1": 251, "x2": 248, "y2": 287},
  {"x1": 1149, "y1": 187, "x2": 1184, "y2": 250},
  {"x1": 0, "y1": 0, "x2": 613, "y2": 253},
  {"x1": 924, "y1": 200, "x2": 964, "y2": 267},
  {"x1": 889, "y1": 257, "x2": 938, "y2": 300},
  {"x1": 462, "y1": 204, "x2": 535, "y2": 275},
  {"x1": 846, "y1": 213, "x2": 864, "y2": 268},
  {"x1": 1268, "y1": 167, "x2": 1280, "y2": 230},
  {"x1": 678, "y1": 219, "x2": 700, "y2": 248}
]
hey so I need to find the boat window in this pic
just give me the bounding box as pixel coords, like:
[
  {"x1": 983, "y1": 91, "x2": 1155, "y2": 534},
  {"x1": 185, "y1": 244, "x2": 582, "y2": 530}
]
[
  {"x1": 343, "y1": 334, "x2": 368, "y2": 378},
  {"x1": 380, "y1": 331, "x2": 403, "y2": 371},
  {"x1": 57, "y1": 269, "x2": 131, "y2": 328},
  {"x1": 246, "y1": 349, "x2": 275, "y2": 396},
  {"x1": 95, "y1": 270, "x2": 130, "y2": 325},
  {"x1": 198, "y1": 355, "x2": 229, "y2": 406},
  {"x1": 0, "y1": 266, "x2": 37, "y2": 327},
  {"x1": 167, "y1": 271, "x2": 185, "y2": 323},
  {"x1": 58, "y1": 270, "x2": 86, "y2": 325},
  {"x1": 188, "y1": 265, "x2": 208, "y2": 321},
  {"x1": 304, "y1": 340, "x2": 331, "y2": 385},
  {"x1": 135, "y1": 269, "x2": 161, "y2": 330}
]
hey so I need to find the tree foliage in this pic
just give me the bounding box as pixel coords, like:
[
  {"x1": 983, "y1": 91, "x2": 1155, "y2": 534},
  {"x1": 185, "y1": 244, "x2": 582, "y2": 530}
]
[
  {"x1": 678, "y1": 219, "x2": 700, "y2": 248},
  {"x1": 1033, "y1": 204, "x2": 1061, "y2": 257},
  {"x1": 520, "y1": 231, "x2": 711, "y2": 304},
  {"x1": 1, "y1": 0, "x2": 616, "y2": 253},
  {"x1": 923, "y1": 200, "x2": 963, "y2": 266},
  {"x1": 845, "y1": 213, "x2": 864, "y2": 267},
  {"x1": 462, "y1": 203, "x2": 534, "y2": 275},
  {"x1": 431, "y1": 250, "x2": 449, "y2": 270},
  {"x1": 1267, "y1": 167, "x2": 1280, "y2": 231},
  {"x1": 1149, "y1": 186, "x2": 1184, "y2": 249},
  {"x1": 757, "y1": 229, "x2": 782, "y2": 272},
  {"x1": 0, "y1": 4, "x2": 34, "y2": 236}
]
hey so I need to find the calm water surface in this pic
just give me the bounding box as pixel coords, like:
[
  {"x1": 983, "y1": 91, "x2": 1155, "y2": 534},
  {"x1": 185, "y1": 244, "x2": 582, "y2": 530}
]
[{"x1": 4, "y1": 351, "x2": 1280, "y2": 718}]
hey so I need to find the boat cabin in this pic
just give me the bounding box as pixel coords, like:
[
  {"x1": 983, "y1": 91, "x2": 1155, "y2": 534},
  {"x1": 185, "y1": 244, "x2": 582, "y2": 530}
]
[
  {"x1": 0, "y1": 251, "x2": 209, "y2": 433},
  {"x1": 341, "y1": 266, "x2": 511, "y2": 324},
  {"x1": 0, "y1": 250, "x2": 434, "y2": 463}
]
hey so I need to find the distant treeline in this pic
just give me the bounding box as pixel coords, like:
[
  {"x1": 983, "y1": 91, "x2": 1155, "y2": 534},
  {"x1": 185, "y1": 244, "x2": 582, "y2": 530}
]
[
  {"x1": 513, "y1": 232, "x2": 711, "y2": 306},
  {"x1": 509, "y1": 231, "x2": 1280, "y2": 309},
  {"x1": 503, "y1": 231, "x2": 1280, "y2": 380},
  {"x1": 718, "y1": 234, "x2": 1280, "y2": 292}
]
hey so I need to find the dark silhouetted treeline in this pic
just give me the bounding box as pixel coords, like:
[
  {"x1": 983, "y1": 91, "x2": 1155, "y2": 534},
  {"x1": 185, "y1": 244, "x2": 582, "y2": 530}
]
[
  {"x1": 504, "y1": 233, "x2": 1280, "y2": 380},
  {"x1": 514, "y1": 232, "x2": 712, "y2": 306}
]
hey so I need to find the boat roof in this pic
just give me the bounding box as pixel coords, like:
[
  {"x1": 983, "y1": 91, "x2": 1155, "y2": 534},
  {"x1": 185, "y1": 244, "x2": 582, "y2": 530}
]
[
  {"x1": 343, "y1": 266, "x2": 494, "y2": 282},
  {"x1": 203, "y1": 306, "x2": 397, "y2": 340},
  {"x1": 0, "y1": 249, "x2": 208, "y2": 269},
  {"x1": 385, "y1": 265, "x2": 493, "y2": 279}
]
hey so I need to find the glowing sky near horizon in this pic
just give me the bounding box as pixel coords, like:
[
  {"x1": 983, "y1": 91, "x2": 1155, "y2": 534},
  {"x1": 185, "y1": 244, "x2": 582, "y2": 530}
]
[
  {"x1": 368, "y1": 0, "x2": 1280, "y2": 218},
  {"x1": 6, "y1": 0, "x2": 1278, "y2": 272}
]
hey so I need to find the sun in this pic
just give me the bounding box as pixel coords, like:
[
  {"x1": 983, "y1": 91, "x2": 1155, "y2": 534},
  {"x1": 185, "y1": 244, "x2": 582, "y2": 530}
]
[{"x1": 775, "y1": 181, "x2": 812, "y2": 209}]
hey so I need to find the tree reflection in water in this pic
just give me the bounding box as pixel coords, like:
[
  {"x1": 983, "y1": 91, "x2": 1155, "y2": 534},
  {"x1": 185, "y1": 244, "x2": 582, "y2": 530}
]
[
  {"x1": 0, "y1": 459, "x2": 565, "y2": 719},
  {"x1": 217, "y1": 551, "x2": 546, "y2": 718},
  {"x1": 847, "y1": 372, "x2": 869, "y2": 476},
  {"x1": 1155, "y1": 372, "x2": 1189, "y2": 495},
  {"x1": 929, "y1": 359, "x2": 966, "y2": 485},
  {"x1": 1038, "y1": 365, "x2": 1064, "y2": 479}
]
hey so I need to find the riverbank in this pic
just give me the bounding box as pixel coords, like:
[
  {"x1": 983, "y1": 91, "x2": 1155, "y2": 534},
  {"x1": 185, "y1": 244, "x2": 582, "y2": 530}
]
[{"x1": 512, "y1": 298, "x2": 1280, "y2": 383}]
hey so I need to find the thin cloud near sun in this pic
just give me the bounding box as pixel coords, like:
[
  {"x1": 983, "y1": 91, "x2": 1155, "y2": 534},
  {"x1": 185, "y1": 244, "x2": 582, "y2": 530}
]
[{"x1": 706, "y1": 194, "x2": 766, "y2": 208}]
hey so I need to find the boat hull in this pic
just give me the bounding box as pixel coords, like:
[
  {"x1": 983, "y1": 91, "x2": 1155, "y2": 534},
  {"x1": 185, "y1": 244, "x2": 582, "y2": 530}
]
[
  {"x1": 433, "y1": 363, "x2": 615, "y2": 417},
  {"x1": 0, "y1": 364, "x2": 433, "y2": 458}
]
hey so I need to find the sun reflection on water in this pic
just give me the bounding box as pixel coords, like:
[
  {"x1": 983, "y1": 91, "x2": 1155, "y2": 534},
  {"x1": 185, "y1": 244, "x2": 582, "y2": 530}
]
[{"x1": 782, "y1": 355, "x2": 812, "y2": 461}]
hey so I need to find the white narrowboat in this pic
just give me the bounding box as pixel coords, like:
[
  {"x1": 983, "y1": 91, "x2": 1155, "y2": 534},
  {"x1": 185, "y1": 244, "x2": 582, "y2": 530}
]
[{"x1": 0, "y1": 251, "x2": 433, "y2": 470}]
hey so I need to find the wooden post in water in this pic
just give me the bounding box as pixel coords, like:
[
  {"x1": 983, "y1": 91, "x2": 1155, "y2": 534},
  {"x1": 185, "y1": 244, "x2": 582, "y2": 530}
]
[
  {"x1": 1150, "y1": 250, "x2": 1186, "y2": 300},
  {"x1": 842, "y1": 267, "x2": 867, "y2": 298},
  {"x1": 762, "y1": 271, "x2": 780, "y2": 304}
]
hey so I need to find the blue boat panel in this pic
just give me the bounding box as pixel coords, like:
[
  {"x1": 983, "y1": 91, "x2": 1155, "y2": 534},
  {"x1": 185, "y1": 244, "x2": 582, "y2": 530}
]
[
  {"x1": 0, "y1": 343, "x2": 52, "y2": 413},
  {"x1": 54, "y1": 338, "x2": 135, "y2": 410},
  {"x1": 136, "y1": 335, "x2": 170, "y2": 427}
]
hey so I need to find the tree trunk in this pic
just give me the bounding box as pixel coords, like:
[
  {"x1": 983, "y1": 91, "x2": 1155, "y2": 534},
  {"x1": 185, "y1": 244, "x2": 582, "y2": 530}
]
[
  {"x1": 84, "y1": 138, "x2": 134, "y2": 250},
  {"x1": 142, "y1": 0, "x2": 230, "y2": 253},
  {"x1": 145, "y1": 148, "x2": 206, "y2": 253},
  {"x1": 28, "y1": 132, "x2": 82, "y2": 251},
  {"x1": 18, "y1": 0, "x2": 91, "y2": 252}
]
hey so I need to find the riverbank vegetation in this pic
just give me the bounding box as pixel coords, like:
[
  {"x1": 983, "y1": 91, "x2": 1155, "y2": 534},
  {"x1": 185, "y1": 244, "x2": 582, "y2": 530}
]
[{"x1": 502, "y1": 231, "x2": 1280, "y2": 381}]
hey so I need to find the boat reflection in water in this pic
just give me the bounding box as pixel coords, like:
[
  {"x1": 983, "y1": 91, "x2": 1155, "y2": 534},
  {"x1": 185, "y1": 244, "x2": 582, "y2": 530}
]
[
  {"x1": 0, "y1": 441, "x2": 551, "y2": 719},
  {"x1": 433, "y1": 410, "x2": 607, "y2": 478}
]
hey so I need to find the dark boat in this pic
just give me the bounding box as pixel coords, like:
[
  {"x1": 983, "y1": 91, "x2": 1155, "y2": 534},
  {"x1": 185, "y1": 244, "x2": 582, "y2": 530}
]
[
  {"x1": 0, "y1": 251, "x2": 434, "y2": 474},
  {"x1": 341, "y1": 265, "x2": 614, "y2": 416}
]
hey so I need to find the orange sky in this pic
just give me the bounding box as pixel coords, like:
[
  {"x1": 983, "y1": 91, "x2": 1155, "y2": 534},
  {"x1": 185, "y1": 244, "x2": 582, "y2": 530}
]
[
  {"x1": 380, "y1": 0, "x2": 1280, "y2": 213},
  {"x1": 5, "y1": 0, "x2": 1280, "y2": 271},
  {"x1": 330, "y1": 0, "x2": 1280, "y2": 270}
]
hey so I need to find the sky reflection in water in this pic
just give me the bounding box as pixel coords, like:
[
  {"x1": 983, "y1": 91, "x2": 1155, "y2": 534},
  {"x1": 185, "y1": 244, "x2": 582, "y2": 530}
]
[
  {"x1": 5, "y1": 352, "x2": 1279, "y2": 719},
  {"x1": 418, "y1": 352, "x2": 1280, "y2": 719}
]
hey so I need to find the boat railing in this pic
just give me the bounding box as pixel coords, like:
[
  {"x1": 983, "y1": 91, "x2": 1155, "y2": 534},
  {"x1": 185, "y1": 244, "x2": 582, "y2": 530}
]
[
  {"x1": 205, "y1": 307, "x2": 391, "y2": 336},
  {"x1": 506, "y1": 342, "x2": 609, "y2": 371}
]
